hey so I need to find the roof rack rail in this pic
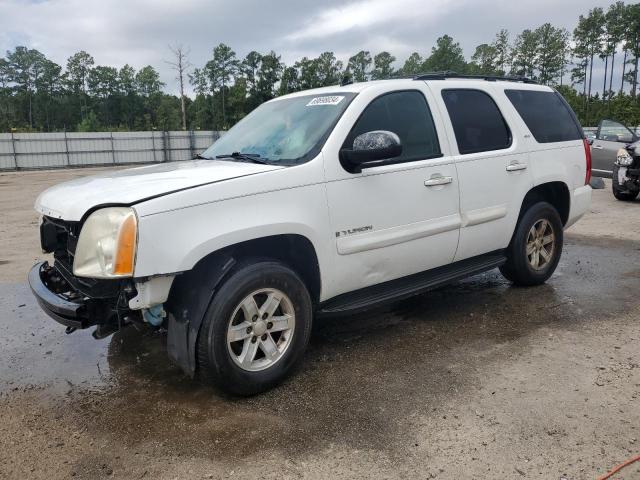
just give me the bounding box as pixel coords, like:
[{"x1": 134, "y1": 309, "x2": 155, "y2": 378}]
[{"x1": 413, "y1": 71, "x2": 538, "y2": 84}]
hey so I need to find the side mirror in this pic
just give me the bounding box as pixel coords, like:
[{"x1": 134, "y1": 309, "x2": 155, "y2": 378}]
[
  {"x1": 340, "y1": 130, "x2": 402, "y2": 173},
  {"x1": 587, "y1": 138, "x2": 594, "y2": 146}
]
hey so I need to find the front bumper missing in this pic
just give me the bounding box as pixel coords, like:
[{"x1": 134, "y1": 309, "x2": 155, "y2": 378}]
[
  {"x1": 28, "y1": 261, "x2": 126, "y2": 331},
  {"x1": 28, "y1": 262, "x2": 92, "y2": 329}
]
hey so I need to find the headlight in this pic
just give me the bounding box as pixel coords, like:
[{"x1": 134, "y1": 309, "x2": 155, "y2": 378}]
[
  {"x1": 73, "y1": 207, "x2": 138, "y2": 278},
  {"x1": 616, "y1": 148, "x2": 633, "y2": 166}
]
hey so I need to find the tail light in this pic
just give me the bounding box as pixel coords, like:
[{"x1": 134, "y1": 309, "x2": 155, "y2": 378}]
[{"x1": 583, "y1": 138, "x2": 592, "y2": 185}]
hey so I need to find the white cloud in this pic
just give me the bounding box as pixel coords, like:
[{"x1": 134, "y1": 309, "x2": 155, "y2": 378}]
[
  {"x1": 285, "y1": 0, "x2": 460, "y2": 41},
  {"x1": 0, "y1": 0, "x2": 624, "y2": 96}
]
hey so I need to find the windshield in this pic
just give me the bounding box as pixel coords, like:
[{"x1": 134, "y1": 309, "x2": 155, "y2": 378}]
[{"x1": 200, "y1": 92, "x2": 357, "y2": 165}]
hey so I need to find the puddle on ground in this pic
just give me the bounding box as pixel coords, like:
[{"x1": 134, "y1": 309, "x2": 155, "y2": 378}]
[{"x1": 1, "y1": 237, "x2": 639, "y2": 458}]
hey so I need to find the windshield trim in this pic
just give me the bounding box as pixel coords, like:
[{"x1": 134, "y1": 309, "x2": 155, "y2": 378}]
[{"x1": 202, "y1": 92, "x2": 359, "y2": 166}]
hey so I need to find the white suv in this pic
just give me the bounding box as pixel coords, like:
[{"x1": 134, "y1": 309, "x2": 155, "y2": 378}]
[{"x1": 30, "y1": 74, "x2": 592, "y2": 395}]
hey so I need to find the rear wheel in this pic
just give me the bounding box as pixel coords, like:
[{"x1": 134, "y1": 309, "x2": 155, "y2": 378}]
[
  {"x1": 500, "y1": 202, "x2": 563, "y2": 286},
  {"x1": 197, "y1": 260, "x2": 312, "y2": 396},
  {"x1": 612, "y1": 165, "x2": 639, "y2": 201}
]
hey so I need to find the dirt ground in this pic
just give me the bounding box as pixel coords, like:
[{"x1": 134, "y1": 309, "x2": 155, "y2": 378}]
[{"x1": 0, "y1": 168, "x2": 639, "y2": 480}]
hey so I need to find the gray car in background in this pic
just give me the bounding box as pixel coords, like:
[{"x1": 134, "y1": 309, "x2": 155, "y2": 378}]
[{"x1": 590, "y1": 119, "x2": 639, "y2": 177}]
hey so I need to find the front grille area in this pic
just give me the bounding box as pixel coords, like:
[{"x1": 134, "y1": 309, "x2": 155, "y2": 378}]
[
  {"x1": 40, "y1": 216, "x2": 80, "y2": 270},
  {"x1": 40, "y1": 216, "x2": 124, "y2": 299}
]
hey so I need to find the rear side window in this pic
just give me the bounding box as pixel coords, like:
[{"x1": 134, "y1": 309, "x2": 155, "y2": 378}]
[
  {"x1": 505, "y1": 89, "x2": 582, "y2": 143},
  {"x1": 441, "y1": 89, "x2": 512, "y2": 155},
  {"x1": 343, "y1": 90, "x2": 441, "y2": 162}
]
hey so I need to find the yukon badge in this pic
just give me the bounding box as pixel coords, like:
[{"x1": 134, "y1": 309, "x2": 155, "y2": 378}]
[{"x1": 335, "y1": 225, "x2": 373, "y2": 238}]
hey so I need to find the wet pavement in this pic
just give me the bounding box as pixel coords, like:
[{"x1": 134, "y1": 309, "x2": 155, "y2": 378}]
[{"x1": 1, "y1": 233, "x2": 640, "y2": 479}]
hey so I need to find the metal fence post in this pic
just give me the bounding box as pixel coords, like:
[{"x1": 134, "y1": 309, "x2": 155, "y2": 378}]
[
  {"x1": 10, "y1": 131, "x2": 18, "y2": 170},
  {"x1": 110, "y1": 132, "x2": 116, "y2": 164},
  {"x1": 162, "y1": 131, "x2": 168, "y2": 162},
  {"x1": 151, "y1": 131, "x2": 157, "y2": 163},
  {"x1": 63, "y1": 129, "x2": 71, "y2": 166},
  {"x1": 189, "y1": 130, "x2": 195, "y2": 159}
]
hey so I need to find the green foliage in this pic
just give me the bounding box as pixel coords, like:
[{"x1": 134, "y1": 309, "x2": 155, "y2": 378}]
[
  {"x1": 1, "y1": 3, "x2": 640, "y2": 133},
  {"x1": 423, "y1": 35, "x2": 467, "y2": 72},
  {"x1": 76, "y1": 111, "x2": 100, "y2": 131},
  {"x1": 347, "y1": 51, "x2": 372, "y2": 82}
]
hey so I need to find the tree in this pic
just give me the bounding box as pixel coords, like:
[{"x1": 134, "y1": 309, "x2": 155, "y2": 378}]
[
  {"x1": 5, "y1": 46, "x2": 47, "y2": 128},
  {"x1": 625, "y1": 3, "x2": 640, "y2": 97},
  {"x1": 87, "y1": 65, "x2": 119, "y2": 126},
  {"x1": 347, "y1": 51, "x2": 371, "y2": 82},
  {"x1": 135, "y1": 66, "x2": 163, "y2": 97},
  {"x1": 241, "y1": 51, "x2": 262, "y2": 108},
  {"x1": 492, "y1": 29, "x2": 511, "y2": 75},
  {"x1": 207, "y1": 43, "x2": 238, "y2": 127},
  {"x1": 470, "y1": 44, "x2": 497, "y2": 74},
  {"x1": 34, "y1": 59, "x2": 62, "y2": 130},
  {"x1": 316, "y1": 52, "x2": 343, "y2": 86},
  {"x1": 65, "y1": 51, "x2": 94, "y2": 120},
  {"x1": 423, "y1": 35, "x2": 467, "y2": 72},
  {"x1": 256, "y1": 51, "x2": 283, "y2": 102},
  {"x1": 278, "y1": 65, "x2": 299, "y2": 95},
  {"x1": 295, "y1": 57, "x2": 321, "y2": 89},
  {"x1": 371, "y1": 51, "x2": 396, "y2": 80},
  {"x1": 166, "y1": 44, "x2": 192, "y2": 130},
  {"x1": 400, "y1": 52, "x2": 423, "y2": 76},
  {"x1": 534, "y1": 23, "x2": 570, "y2": 85},
  {"x1": 604, "y1": 2, "x2": 626, "y2": 100},
  {"x1": 511, "y1": 29, "x2": 539, "y2": 79}
]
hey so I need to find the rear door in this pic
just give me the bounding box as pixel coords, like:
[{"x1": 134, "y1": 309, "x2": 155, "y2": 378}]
[
  {"x1": 427, "y1": 83, "x2": 533, "y2": 262},
  {"x1": 592, "y1": 119, "x2": 637, "y2": 177}
]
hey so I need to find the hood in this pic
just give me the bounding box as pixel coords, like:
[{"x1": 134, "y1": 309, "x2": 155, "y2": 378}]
[{"x1": 35, "y1": 160, "x2": 284, "y2": 221}]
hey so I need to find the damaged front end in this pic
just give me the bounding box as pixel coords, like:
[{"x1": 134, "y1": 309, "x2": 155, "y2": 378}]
[
  {"x1": 29, "y1": 216, "x2": 141, "y2": 338},
  {"x1": 615, "y1": 141, "x2": 640, "y2": 191}
]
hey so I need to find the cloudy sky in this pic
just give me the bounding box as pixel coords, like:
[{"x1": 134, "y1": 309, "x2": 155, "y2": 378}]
[{"x1": 0, "y1": 0, "x2": 625, "y2": 96}]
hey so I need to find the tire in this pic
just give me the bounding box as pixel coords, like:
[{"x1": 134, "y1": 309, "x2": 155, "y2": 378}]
[
  {"x1": 612, "y1": 165, "x2": 639, "y2": 201},
  {"x1": 197, "y1": 260, "x2": 312, "y2": 396},
  {"x1": 500, "y1": 201, "x2": 563, "y2": 286}
]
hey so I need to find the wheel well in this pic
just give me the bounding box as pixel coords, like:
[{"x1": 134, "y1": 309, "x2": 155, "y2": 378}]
[
  {"x1": 520, "y1": 182, "x2": 570, "y2": 226},
  {"x1": 193, "y1": 234, "x2": 322, "y2": 304}
]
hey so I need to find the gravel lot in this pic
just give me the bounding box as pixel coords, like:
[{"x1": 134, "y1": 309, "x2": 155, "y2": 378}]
[{"x1": 0, "y1": 168, "x2": 639, "y2": 480}]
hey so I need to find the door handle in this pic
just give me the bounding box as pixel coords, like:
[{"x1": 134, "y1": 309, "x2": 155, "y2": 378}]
[
  {"x1": 424, "y1": 176, "x2": 453, "y2": 186},
  {"x1": 593, "y1": 144, "x2": 604, "y2": 150},
  {"x1": 506, "y1": 163, "x2": 528, "y2": 172}
]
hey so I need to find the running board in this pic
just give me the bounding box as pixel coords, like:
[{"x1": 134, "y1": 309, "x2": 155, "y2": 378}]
[{"x1": 317, "y1": 251, "x2": 506, "y2": 316}]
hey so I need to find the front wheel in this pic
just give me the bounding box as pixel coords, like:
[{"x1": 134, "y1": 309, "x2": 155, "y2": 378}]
[
  {"x1": 197, "y1": 260, "x2": 313, "y2": 396},
  {"x1": 612, "y1": 165, "x2": 639, "y2": 201},
  {"x1": 500, "y1": 202, "x2": 563, "y2": 286}
]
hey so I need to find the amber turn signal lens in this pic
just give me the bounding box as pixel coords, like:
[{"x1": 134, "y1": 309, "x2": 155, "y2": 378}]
[{"x1": 113, "y1": 213, "x2": 137, "y2": 276}]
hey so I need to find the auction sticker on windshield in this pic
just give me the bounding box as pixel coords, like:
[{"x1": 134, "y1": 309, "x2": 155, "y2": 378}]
[{"x1": 306, "y1": 96, "x2": 345, "y2": 106}]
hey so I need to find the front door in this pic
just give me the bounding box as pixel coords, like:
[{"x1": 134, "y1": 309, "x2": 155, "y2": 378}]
[
  {"x1": 592, "y1": 119, "x2": 637, "y2": 177},
  {"x1": 322, "y1": 87, "x2": 461, "y2": 299}
]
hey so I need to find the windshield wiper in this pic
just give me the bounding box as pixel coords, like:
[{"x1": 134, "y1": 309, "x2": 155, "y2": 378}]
[
  {"x1": 215, "y1": 152, "x2": 271, "y2": 164},
  {"x1": 194, "y1": 153, "x2": 210, "y2": 159}
]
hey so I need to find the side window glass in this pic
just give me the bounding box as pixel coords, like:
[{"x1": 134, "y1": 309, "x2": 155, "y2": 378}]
[
  {"x1": 504, "y1": 89, "x2": 582, "y2": 143},
  {"x1": 342, "y1": 91, "x2": 441, "y2": 163},
  {"x1": 441, "y1": 89, "x2": 512, "y2": 154},
  {"x1": 597, "y1": 119, "x2": 634, "y2": 143}
]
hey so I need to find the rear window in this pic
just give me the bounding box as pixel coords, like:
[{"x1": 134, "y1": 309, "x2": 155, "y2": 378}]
[
  {"x1": 505, "y1": 90, "x2": 582, "y2": 143},
  {"x1": 441, "y1": 89, "x2": 512, "y2": 155}
]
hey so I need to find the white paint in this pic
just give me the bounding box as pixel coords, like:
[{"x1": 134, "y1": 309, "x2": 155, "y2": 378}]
[
  {"x1": 128, "y1": 275, "x2": 176, "y2": 310},
  {"x1": 34, "y1": 78, "x2": 592, "y2": 303},
  {"x1": 35, "y1": 159, "x2": 283, "y2": 220},
  {"x1": 336, "y1": 214, "x2": 462, "y2": 255}
]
